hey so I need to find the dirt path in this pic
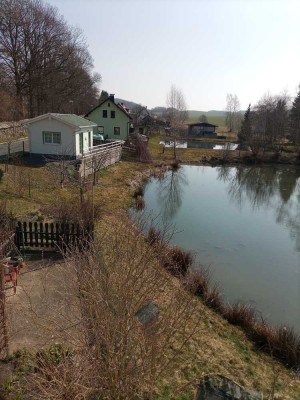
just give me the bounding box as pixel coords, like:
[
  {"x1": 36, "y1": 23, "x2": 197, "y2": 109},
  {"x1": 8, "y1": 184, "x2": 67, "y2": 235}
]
[{"x1": 6, "y1": 253, "x2": 81, "y2": 353}]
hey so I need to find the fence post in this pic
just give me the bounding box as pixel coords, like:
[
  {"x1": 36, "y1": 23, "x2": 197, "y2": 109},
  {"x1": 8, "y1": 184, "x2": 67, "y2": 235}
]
[{"x1": 0, "y1": 255, "x2": 9, "y2": 359}]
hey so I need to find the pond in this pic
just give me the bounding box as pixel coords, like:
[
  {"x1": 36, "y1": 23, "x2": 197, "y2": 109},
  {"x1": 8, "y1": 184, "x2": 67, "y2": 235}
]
[
  {"x1": 159, "y1": 140, "x2": 238, "y2": 150},
  {"x1": 133, "y1": 165, "x2": 300, "y2": 332}
]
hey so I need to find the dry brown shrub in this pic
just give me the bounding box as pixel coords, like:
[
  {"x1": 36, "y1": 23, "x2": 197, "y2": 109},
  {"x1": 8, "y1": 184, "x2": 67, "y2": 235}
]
[{"x1": 23, "y1": 214, "x2": 201, "y2": 399}]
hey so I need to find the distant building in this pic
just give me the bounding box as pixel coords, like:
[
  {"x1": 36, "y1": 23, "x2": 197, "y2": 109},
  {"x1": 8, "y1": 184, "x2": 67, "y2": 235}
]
[
  {"x1": 85, "y1": 93, "x2": 133, "y2": 141},
  {"x1": 187, "y1": 122, "x2": 218, "y2": 138}
]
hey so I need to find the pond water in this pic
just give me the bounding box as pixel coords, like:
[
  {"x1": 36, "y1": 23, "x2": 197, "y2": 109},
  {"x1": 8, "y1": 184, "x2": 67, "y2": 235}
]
[
  {"x1": 159, "y1": 140, "x2": 238, "y2": 150},
  {"x1": 134, "y1": 165, "x2": 300, "y2": 332}
]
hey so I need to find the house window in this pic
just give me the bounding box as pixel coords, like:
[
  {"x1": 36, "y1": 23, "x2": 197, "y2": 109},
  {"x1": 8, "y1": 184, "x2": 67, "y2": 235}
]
[
  {"x1": 88, "y1": 131, "x2": 91, "y2": 148},
  {"x1": 114, "y1": 127, "x2": 120, "y2": 135},
  {"x1": 43, "y1": 131, "x2": 61, "y2": 144},
  {"x1": 103, "y1": 110, "x2": 107, "y2": 118},
  {"x1": 108, "y1": 102, "x2": 110, "y2": 107},
  {"x1": 97, "y1": 126, "x2": 104, "y2": 134},
  {"x1": 111, "y1": 111, "x2": 115, "y2": 118}
]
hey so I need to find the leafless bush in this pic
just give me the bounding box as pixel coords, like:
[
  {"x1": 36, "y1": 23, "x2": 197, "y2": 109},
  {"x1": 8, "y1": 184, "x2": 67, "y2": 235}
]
[
  {"x1": 162, "y1": 246, "x2": 194, "y2": 277},
  {"x1": 23, "y1": 215, "x2": 201, "y2": 399},
  {"x1": 185, "y1": 269, "x2": 223, "y2": 311},
  {"x1": 41, "y1": 197, "x2": 102, "y2": 229},
  {"x1": 223, "y1": 303, "x2": 256, "y2": 329},
  {"x1": 135, "y1": 195, "x2": 145, "y2": 210},
  {"x1": 185, "y1": 268, "x2": 300, "y2": 369}
]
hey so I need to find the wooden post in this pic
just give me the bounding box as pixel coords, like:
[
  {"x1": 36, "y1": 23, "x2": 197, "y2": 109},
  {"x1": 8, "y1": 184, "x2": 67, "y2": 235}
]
[
  {"x1": 29, "y1": 222, "x2": 33, "y2": 247},
  {"x1": 40, "y1": 222, "x2": 44, "y2": 247},
  {"x1": 0, "y1": 261, "x2": 8, "y2": 359}
]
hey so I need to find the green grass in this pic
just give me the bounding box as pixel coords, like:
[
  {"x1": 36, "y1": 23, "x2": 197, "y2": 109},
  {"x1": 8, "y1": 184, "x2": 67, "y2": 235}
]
[
  {"x1": 187, "y1": 112, "x2": 226, "y2": 127},
  {"x1": 1, "y1": 151, "x2": 300, "y2": 399}
]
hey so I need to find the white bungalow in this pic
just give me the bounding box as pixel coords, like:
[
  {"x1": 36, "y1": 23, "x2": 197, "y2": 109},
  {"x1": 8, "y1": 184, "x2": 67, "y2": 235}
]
[{"x1": 22, "y1": 113, "x2": 97, "y2": 159}]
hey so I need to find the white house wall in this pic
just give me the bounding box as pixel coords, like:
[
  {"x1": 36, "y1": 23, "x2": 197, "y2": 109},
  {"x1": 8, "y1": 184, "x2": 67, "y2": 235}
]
[
  {"x1": 28, "y1": 118, "x2": 75, "y2": 156},
  {"x1": 75, "y1": 129, "x2": 92, "y2": 157}
]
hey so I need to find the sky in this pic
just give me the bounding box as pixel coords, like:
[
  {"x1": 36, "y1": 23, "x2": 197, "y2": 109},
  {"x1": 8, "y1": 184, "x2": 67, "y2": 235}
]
[{"x1": 47, "y1": 0, "x2": 300, "y2": 111}]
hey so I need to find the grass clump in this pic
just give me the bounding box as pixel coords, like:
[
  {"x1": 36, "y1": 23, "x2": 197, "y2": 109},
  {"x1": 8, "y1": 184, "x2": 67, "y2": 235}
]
[
  {"x1": 163, "y1": 246, "x2": 194, "y2": 277},
  {"x1": 184, "y1": 268, "x2": 300, "y2": 370},
  {"x1": 223, "y1": 303, "x2": 257, "y2": 330}
]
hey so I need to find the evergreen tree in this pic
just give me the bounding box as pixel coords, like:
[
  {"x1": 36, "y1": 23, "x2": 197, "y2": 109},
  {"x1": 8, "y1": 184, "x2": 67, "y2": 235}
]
[
  {"x1": 238, "y1": 104, "x2": 252, "y2": 145},
  {"x1": 290, "y1": 89, "x2": 300, "y2": 145}
]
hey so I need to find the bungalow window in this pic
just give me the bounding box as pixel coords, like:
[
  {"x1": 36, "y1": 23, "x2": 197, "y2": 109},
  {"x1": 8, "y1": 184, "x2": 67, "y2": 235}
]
[
  {"x1": 103, "y1": 110, "x2": 107, "y2": 118},
  {"x1": 114, "y1": 127, "x2": 120, "y2": 135},
  {"x1": 97, "y1": 126, "x2": 104, "y2": 134},
  {"x1": 111, "y1": 111, "x2": 115, "y2": 118},
  {"x1": 43, "y1": 131, "x2": 61, "y2": 144}
]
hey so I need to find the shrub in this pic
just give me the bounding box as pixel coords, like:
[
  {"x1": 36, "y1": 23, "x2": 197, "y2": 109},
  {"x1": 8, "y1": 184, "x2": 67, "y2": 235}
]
[
  {"x1": 170, "y1": 159, "x2": 180, "y2": 171},
  {"x1": 203, "y1": 285, "x2": 223, "y2": 311},
  {"x1": 250, "y1": 322, "x2": 300, "y2": 368},
  {"x1": 41, "y1": 198, "x2": 102, "y2": 229},
  {"x1": 223, "y1": 303, "x2": 256, "y2": 330},
  {"x1": 133, "y1": 185, "x2": 144, "y2": 198},
  {"x1": 135, "y1": 195, "x2": 145, "y2": 210},
  {"x1": 147, "y1": 227, "x2": 163, "y2": 247},
  {"x1": 185, "y1": 269, "x2": 223, "y2": 311},
  {"x1": 163, "y1": 247, "x2": 193, "y2": 277},
  {"x1": 185, "y1": 269, "x2": 210, "y2": 297}
]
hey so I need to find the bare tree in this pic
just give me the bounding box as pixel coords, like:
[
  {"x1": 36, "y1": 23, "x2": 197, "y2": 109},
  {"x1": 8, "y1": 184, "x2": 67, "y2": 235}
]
[
  {"x1": 252, "y1": 92, "x2": 289, "y2": 152},
  {"x1": 289, "y1": 86, "x2": 300, "y2": 145},
  {"x1": 0, "y1": 0, "x2": 101, "y2": 118},
  {"x1": 226, "y1": 94, "x2": 241, "y2": 132},
  {"x1": 166, "y1": 85, "x2": 188, "y2": 158}
]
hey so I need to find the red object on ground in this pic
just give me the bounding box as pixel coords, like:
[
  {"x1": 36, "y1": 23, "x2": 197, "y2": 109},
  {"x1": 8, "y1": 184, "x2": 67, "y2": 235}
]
[{"x1": 3, "y1": 260, "x2": 26, "y2": 294}]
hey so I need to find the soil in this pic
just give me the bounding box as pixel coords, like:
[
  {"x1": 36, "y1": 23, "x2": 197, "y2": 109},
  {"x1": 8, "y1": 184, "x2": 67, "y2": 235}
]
[{"x1": 5, "y1": 252, "x2": 80, "y2": 353}]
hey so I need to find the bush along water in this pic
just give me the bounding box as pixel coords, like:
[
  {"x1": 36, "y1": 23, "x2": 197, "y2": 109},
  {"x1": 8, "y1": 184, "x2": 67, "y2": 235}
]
[{"x1": 146, "y1": 226, "x2": 300, "y2": 372}]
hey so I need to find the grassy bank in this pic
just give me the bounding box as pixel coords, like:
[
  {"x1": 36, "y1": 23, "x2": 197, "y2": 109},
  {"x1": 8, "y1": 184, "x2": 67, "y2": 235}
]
[
  {"x1": 148, "y1": 134, "x2": 300, "y2": 166},
  {"x1": 1, "y1": 157, "x2": 300, "y2": 398}
]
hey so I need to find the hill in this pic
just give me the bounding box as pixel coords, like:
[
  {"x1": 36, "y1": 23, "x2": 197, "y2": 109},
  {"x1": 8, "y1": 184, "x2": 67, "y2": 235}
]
[
  {"x1": 115, "y1": 98, "x2": 140, "y2": 110},
  {"x1": 114, "y1": 97, "x2": 238, "y2": 127}
]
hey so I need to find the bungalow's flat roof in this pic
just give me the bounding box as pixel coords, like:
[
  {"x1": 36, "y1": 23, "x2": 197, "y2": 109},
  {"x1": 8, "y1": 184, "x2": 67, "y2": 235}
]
[{"x1": 188, "y1": 122, "x2": 218, "y2": 127}]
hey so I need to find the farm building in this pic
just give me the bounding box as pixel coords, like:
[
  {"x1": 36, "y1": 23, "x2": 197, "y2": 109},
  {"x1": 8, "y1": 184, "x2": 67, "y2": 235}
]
[
  {"x1": 85, "y1": 93, "x2": 133, "y2": 141},
  {"x1": 187, "y1": 122, "x2": 218, "y2": 138},
  {"x1": 22, "y1": 113, "x2": 97, "y2": 158}
]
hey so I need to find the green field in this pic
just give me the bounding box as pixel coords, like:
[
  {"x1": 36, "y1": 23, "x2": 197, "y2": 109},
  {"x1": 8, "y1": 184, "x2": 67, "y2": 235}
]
[{"x1": 187, "y1": 110, "x2": 226, "y2": 126}]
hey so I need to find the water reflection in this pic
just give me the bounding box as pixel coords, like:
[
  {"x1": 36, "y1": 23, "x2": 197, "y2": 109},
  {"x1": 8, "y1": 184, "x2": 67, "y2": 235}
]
[
  {"x1": 217, "y1": 165, "x2": 300, "y2": 251},
  {"x1": 157, "y1": 168, "x2": 188, "y2": 220}
]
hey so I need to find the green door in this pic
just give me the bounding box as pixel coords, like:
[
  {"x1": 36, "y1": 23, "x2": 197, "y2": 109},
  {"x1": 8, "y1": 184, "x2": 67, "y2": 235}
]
[{"x1": 79, "y1": 132, "x2": 83, "y2": 154}]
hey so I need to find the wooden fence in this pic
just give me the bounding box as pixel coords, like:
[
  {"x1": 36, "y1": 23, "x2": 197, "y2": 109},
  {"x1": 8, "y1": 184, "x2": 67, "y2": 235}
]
[{"x1": 15, "y1": 221, "x2": 93, "y2": 250}]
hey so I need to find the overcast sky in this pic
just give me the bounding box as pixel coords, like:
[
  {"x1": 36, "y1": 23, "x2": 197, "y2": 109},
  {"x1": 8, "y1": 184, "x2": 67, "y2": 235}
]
[{"x1": 47, "y1": 0, "x2": 300, "y2": 110}]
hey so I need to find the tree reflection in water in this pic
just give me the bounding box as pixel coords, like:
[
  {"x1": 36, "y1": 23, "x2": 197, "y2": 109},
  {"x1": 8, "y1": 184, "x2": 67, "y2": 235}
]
[
  {"x1": 217, "y1": 165, "x2": 300, "y2": 251},
  {"x1": 157, "y1": 168, "x2": 188, "y2": 220}
]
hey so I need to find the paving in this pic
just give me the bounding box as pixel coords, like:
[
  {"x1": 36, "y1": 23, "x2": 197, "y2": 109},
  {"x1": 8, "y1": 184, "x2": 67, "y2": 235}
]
[
  {"x1": 6, "y1": 253, "x2": 81, "y2": 352},
  {"x1": 0, "y1": 138, "x2": 28, "y2": 159}
]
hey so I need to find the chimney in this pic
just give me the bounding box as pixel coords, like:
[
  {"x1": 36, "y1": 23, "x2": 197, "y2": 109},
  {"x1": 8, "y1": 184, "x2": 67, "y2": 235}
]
[{"x1": 109, "y1": 93, "x2": 115, "y2": 102}]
